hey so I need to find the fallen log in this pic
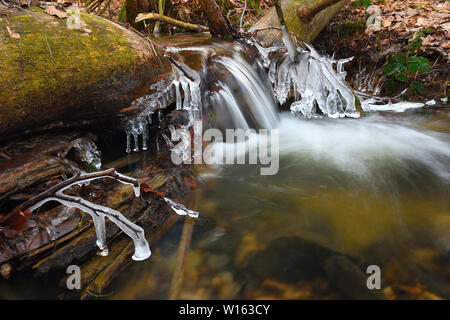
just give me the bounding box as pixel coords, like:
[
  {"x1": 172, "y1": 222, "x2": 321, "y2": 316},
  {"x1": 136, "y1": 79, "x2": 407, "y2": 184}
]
[
  {"x1": 0, "y1": 4, "x2": 172, "y2": 140},
  {"x1": 250, "y1": 0, "x2": 348, "y2": 46}
]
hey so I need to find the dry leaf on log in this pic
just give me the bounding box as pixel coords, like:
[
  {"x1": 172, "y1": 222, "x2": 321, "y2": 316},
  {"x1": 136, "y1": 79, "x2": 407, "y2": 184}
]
[{"x1": 44, "y1": 5, "x2": 68, "y2": 19}]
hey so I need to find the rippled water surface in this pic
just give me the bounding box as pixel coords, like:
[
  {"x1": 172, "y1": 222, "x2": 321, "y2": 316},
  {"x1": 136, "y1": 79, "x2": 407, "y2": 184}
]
[{"x1": 109, "y1": 110, "x2": 450, "y2": 300}]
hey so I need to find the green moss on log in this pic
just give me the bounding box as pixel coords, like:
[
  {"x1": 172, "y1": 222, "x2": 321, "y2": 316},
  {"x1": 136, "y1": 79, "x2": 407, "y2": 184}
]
[{"x1": 0, "y1": 7, "x2": 171, "y2": 138}]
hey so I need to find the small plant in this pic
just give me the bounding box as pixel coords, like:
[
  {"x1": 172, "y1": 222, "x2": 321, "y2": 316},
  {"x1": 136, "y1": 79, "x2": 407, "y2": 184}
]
[
  {"x1": 384, "y1": 52, "x2": 430, "y2": 95},
  {"x1": 383, "y1": 27, "x2": 434, "y2": 96},
  {"x1": 409, "y1": 28, "x2": 435, "y2": 54},
  {"x1": 350, "y1": 0, "x2": 372, "y2": 8},
  {"x1": 118, "y1": 4, "x2": 126, "y2": 23}
]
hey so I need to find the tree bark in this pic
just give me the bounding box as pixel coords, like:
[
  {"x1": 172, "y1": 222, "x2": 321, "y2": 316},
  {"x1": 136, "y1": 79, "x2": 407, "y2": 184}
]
[
  {"x1": 250, "y1": 0, "x2": 348, "y2": 46},
  {"x1": 0, "y1": 5, "x2": 172, "y2": 141},
  {"x1": 298, "y1": 0, "x2": 346, "y2": 21},
  {"x1": 198, "y1": 0, "x2": 232, "y2": 38}
]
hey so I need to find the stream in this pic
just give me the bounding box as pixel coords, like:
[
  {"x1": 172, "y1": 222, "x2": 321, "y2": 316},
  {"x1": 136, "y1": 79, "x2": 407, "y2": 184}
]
[
  {"x1": 1, "y1": 34, "x2": 448, "y2": 300},
  {"x1": 108, "y1": 35, "x2": 450, "y2": 299}
]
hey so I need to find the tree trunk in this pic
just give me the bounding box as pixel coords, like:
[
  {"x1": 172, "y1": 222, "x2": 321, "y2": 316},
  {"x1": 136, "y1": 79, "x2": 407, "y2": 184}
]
[
  {"x1": 250, "y1": 0, "x2": 347, "y2": 46},
  {"x1": 0, "y1": 5, "x2": 172, "y2": 141},
  {"x1": 198, "y1": 0, "x2": 232, "y2": 38}
]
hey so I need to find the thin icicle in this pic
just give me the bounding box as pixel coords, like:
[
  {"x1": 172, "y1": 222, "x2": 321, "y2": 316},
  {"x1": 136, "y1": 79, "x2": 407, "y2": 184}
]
[
  {"x1": 248, "y1": 35, "x2": 359, "y2": 119},
  {"x1": 164, "y1": 197, "x2": 199, "y2": 218}
]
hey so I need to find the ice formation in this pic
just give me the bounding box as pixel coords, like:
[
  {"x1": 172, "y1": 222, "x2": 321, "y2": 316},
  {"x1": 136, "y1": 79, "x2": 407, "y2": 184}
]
[
  {"x1": 123, "y1": 78, "x2": 175, "y2": 153},
  {"x1": 251, "y1": 39, "x2": 360, "y2": 119},
  {"x1": 164, "y1": 197, "x2": 199, "y2": 218},
  {"x1": 123, "y1": 59, "x2": 202, "y2": 157},
  {"x1": 360, "y1": 99, "x2": 425, "y2": 113},
  {"x1": 26, "y1": 169, "x2": 151, "y2": 261},
  {"x1": 73, "y1": 139, "x2": 102, "y2": 170}
]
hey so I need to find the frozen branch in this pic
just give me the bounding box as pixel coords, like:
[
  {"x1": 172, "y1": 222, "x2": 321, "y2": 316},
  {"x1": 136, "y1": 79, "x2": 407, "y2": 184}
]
[{"x1": 10, "y1": 168, "x2": 151, "y2": 261}]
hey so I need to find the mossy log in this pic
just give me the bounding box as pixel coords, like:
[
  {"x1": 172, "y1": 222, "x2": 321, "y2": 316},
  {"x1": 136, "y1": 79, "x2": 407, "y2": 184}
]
[
  {"x1": 0, "y1": 5, "x2": 172, "y2": 140},
  {"x1": 250, "y1": 0, "x2": 347, "y2": 46}
]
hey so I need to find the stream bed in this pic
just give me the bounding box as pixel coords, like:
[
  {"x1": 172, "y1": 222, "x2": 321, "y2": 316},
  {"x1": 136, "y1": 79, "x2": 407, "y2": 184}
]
[
  {"x1": 0, "y1": 34, "x2": 448, "y2": 300},
  {"x1": 109, "y1": 109, "x2": 450, "y2": 300}
]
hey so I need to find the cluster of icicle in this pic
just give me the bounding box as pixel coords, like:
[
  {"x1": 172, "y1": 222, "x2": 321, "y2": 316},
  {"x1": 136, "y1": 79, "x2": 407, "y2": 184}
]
[
  {"x1": 250, "y1": 39, "x2": 360, "y2": 119},
  {"x1": 123, "y1": 60, "x2": 202, "y2": 154},
  {"x1": 27, "y1": 169, "x2": 151, "y2": 261},
  {"x1": 27, "y1": 169, "x2": 199, "y2": 262},
  {"x1": 123, "y1": 78, "x2": 174, "y2": 153}
]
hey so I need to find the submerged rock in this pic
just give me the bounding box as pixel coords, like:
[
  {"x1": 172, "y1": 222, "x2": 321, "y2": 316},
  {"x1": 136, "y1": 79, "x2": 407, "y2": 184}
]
[{"x1": 242, "y1": 236, "x2": 335, "y2": 284}]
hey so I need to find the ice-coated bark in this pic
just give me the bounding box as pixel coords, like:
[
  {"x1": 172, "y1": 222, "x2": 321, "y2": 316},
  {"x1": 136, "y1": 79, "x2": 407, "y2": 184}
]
[
  {"x1": 26, "y1": 170, "x2": 151, "y2": 261},
  {"x1": 164, "y1": 197, "x2": 199, "y2": 218},
  {"x1": 250, "y1": 38, "x2": 359, "y2": 119},
  {"x1": 73, "y1": 139, "x2": 102, "y2": 170}
]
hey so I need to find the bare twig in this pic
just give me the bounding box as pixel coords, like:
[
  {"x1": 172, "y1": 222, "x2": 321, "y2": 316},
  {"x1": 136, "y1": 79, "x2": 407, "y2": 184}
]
[
  {"x1": 164, "y1": 55, "x2": 196, "y2": 82},
  {"x1": 136, "y1": 13, "x2": 208, "y2": 32},
  {"x1": 98, "y1": 0, "x2": 112, "y2": 16},
  {"x1": 168, "y1": 191, "x2": 199, "y2": 299},
  {"x1": 239, "y1": 0, "x2": 247, "y2": 29}
]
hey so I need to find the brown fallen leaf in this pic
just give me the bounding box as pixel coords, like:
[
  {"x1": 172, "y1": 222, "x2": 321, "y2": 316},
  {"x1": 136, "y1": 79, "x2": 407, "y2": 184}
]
[
  {"x1": 6, "y1": 26, "x2": 20, "y2": 39},
  {"x1": 44, "y1": 5, "x2": 68, "y2": 19}
]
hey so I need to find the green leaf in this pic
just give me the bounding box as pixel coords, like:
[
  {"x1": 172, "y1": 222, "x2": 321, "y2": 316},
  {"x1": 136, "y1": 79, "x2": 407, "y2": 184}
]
[
  {"x1": 393, "y1": 52, "x2": 406, "y2": 65},
  {"x1": 384, "y1": 53, "x2": 406, "y2": 76},
  {"x1": 407, "y1": 56, "x2": 430, "y2": 73},
  {"x1": 350, "y1": 0, "x2": 372, "y2": 8},
  {"x1": 409, "y1": 81, "x2": 425, "y2": 95},
  {"x1": 118, "y1": 4, "x2": 126, "y2": 23},
  {"x1": 395, "y1": 72, "x2": 409, "y2": 82}
]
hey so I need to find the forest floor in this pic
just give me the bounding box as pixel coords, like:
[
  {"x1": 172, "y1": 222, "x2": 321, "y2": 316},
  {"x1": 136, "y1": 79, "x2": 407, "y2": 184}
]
[
  {"x1": 95, "y1": 0, "x2": 450, "y2": 103},
  {"x1": 5, "y1": 0, "x2": 449, "y2": 101},
  {"x1": 314, "y1": 0, "x2": 449, "y2": 103}
]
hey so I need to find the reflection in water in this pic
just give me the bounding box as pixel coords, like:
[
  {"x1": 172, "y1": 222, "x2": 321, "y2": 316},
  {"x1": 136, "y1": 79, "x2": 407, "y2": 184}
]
[{"x1": 111, "y1": 110, "x2": 450, "y2": 300}]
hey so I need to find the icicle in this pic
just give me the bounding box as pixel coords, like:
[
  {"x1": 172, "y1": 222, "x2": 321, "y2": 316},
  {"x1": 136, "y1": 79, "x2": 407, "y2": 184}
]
[
  {"x1": 168, "y1": 125, "x2": 191, "y2": 163},
  {"x1": 142, "y1": 121, "x2": 148, "y2": 151},
  {"x1": 164, "y1": 197, "x2": 199, "y2": 218},
  {"x1": 126, "y1": 131, "x2": 131, "y2": 154},
  {"x1": 250, "y1": 36, "x2": 360, "y2": 119},
  {"x1": 26, "y1": 169, "x2": 151, "y2": 261},
  {"x1": 132, "y1": 131, "x2": 139, "y2": 152},
  {"x1": 92, "y1": 212, "x2": 108, "y2": 256}
]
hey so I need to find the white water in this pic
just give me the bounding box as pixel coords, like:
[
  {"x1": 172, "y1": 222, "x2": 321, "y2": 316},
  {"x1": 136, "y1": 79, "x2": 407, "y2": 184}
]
[
  {"x1": 277, "y1": 113, "x2": 450, "y2": 181},
  {"x1": 211, "y1": 54, "x2": 279, "y2": 129}
]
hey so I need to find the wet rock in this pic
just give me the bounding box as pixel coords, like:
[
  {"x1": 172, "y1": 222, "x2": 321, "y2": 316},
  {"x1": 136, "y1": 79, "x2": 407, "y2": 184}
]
[
  {"x1": 0, "y1": 263, "x2": 11, "y2": 279},
  {"x1": 206, "y1": 254, "x2": 230, "y2": 270},
  {"x1": 242, "y1": 236, "x2": 335, "y2": 284},
  {"x1": 235, "y1": 233, "x2": 266, "y2": 268},
  {"x1": 431, "y1": 214, "x2": 450, "y2": 255},
  {"x1": 322, "y1": 255, "x2": 385, "y2": 300}
]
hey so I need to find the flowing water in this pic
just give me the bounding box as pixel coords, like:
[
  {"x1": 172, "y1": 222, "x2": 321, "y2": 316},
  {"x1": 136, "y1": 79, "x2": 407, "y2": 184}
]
[
  {"x1": 106, "y1": 35, "x2": 450, "y2": 300},
  {"x1": 2, "y1": 35, "x2": 448, "y2": 300}
]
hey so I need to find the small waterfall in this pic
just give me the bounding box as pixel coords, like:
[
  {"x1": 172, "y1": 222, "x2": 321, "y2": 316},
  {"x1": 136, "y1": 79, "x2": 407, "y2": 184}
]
[
  {"x1": 121, "y1": 35, "x2": 432, "y2": 155},
  {"x1": 208, "y1": 54, "x2": 280, "y2": 130}
]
